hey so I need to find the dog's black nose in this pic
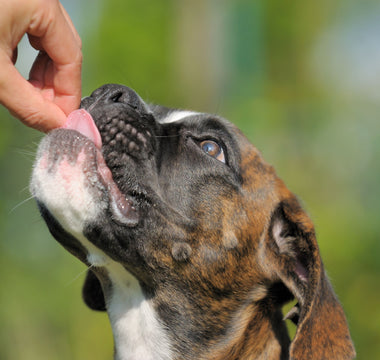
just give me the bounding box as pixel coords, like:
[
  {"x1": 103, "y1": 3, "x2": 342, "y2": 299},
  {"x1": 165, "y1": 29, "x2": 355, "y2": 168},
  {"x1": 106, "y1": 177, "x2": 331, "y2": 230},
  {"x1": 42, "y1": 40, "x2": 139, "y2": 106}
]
[
  {"x1": 81, "y1": 84, "x2": 158, "y2": 163},
  {"x1": 83, "y1": 84, "x2": 151, "y2": 115}
]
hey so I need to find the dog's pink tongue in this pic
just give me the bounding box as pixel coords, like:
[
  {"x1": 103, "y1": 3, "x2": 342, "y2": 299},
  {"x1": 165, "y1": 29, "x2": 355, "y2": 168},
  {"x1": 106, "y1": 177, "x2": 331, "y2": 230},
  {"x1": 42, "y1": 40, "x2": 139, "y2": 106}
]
[{"x1": 63, "y1": 109, "x2": 102, "y2": 149}]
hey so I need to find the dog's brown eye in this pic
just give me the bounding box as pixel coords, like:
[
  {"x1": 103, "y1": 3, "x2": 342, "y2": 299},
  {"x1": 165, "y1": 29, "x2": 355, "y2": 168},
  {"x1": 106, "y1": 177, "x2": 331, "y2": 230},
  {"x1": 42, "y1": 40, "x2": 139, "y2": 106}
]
[{"x1": 200, "y1": 140, "x2": 225, "y2": 163}]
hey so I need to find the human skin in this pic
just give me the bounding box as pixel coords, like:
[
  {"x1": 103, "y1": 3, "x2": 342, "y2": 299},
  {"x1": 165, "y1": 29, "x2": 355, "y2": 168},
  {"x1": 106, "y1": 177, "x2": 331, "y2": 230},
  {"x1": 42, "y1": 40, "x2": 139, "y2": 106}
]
[{"x1": 0, "y1": 0, "x2": 82, "y2": 132}]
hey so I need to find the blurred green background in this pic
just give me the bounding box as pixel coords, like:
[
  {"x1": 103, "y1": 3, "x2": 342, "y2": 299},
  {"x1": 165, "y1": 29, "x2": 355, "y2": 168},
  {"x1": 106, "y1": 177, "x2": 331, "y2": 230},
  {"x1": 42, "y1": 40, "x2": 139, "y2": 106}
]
[{"x1": 1, "y1": 0, "x2": 379, "y2": 358}]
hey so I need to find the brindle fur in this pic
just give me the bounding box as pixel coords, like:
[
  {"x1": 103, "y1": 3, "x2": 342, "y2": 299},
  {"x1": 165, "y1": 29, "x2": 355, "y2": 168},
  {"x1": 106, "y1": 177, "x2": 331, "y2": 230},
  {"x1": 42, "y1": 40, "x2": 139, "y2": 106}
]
[{"x1": 34, "y1": 85, "x2": 355, "y2": 360}]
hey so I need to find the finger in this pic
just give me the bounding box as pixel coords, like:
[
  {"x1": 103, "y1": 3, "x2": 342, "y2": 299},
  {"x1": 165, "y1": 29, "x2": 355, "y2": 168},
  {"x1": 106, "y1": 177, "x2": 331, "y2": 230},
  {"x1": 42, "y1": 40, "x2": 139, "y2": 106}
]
[
  {"x1": 28, "y1": 50, "x2": 50, "y2": 88},
  {"x1": 28, "y1": 51, "x2": 57, "y2": 103},
  {"x1": 0, "y1": 55, "x2": 66, "y2": 132},
  {"x1": 29, "y1": 4, "x2": 82, "y2": 51},
  {"x1": 59, "y1": 3, "x2": 82, "y2": 49},
  {"x1": 27, "y1": 1, "x2": 82, "y2": 113},
  {"x1": 28, "y1": 49, "x2": 81, "y2": 118},
  {"x1": 28, "y1": 1, "x2": 82, "y2": 69}
]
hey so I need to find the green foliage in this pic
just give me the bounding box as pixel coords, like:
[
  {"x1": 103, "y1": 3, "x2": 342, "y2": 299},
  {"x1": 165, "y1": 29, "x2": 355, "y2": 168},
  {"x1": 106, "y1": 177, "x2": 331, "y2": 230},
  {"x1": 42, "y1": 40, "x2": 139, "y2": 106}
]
[
  {"x1": 83, "y1": 0, "x2": 176, "y2": 105},
  {"x1": 0, "y1": 0, "x2": 379, "y2": 358}
]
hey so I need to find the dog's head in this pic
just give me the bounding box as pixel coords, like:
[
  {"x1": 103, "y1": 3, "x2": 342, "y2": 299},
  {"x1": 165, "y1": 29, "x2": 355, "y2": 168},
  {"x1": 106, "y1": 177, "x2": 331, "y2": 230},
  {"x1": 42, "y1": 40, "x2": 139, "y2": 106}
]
[{"x1": 31, "y1": 84, "x2": 355, "y2": 359}]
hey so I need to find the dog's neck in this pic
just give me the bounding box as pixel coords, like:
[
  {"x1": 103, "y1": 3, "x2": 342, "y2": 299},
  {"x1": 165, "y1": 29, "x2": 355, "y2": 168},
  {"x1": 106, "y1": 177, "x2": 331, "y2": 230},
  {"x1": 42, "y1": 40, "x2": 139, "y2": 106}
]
[
  {"x1": 101, "y1": 262, "x2": 172, "y2": 360},
  {"x1": 102, "y1": 261, "x2": 289, "y2": 360},
  {"x1": 207, "y1": 309, "x2": 289, "y2": 360},
  {"x1": 80, "y1": 236, "x2": 289, "y2": 360}
]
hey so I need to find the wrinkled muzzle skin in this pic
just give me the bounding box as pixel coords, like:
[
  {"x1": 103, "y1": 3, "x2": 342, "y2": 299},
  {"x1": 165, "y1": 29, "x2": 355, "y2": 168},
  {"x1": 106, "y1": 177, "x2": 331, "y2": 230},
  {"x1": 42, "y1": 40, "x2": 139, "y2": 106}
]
[{"x1": 30, "y1": 84, "x2": 355, "y2": 360}]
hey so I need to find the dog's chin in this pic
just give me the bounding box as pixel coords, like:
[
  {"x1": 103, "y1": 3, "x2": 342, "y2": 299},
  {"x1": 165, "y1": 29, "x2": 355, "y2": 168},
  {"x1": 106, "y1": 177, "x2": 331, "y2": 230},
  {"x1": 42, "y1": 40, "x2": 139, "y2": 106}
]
[{"x1": 30, "y1": 126, "x2": 141, "y2": 263}]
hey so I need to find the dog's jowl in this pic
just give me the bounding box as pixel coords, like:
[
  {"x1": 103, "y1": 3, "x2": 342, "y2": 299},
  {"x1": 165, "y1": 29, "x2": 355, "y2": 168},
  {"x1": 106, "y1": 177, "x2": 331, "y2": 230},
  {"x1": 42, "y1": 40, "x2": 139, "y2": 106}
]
[{"x1": 30, "y1": 84, "x2": 355, "y2": 360}]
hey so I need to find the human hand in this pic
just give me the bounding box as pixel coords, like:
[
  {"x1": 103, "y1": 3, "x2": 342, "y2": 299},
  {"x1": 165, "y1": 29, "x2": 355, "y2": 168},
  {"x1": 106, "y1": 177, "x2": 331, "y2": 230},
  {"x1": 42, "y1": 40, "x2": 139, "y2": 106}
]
[{"x1": 0, "y1": 0, "x2": 82, "y2": 132}]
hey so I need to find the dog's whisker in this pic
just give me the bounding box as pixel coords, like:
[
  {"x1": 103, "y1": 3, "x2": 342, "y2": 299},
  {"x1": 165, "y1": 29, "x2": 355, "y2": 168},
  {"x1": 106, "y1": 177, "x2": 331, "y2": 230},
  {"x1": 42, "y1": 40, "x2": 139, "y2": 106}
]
[
  {"x1": 19, "y1": 185, "x2": 31, "y2": 194},
  {"x1": 9, "y1": 195, "x2": 35, "y2": 213},
  {"x1": 14, "y1": 148, "x2": 37, "y2": 162},
  {"x1": 31, "y1": 217, "x2": 44, "y2": 225},
  {"x1": 65, "y1": 265, "x2": 94, "y2": 287},
  {"x1": 154, "y1": 134, "x2": 180, "y2": 138},
  {"x1": 86, "y1": 89, "x2": 111, "y2": 112},
  {"x1": 15, "y1": 148, "x2": 36, "y2": 156}
]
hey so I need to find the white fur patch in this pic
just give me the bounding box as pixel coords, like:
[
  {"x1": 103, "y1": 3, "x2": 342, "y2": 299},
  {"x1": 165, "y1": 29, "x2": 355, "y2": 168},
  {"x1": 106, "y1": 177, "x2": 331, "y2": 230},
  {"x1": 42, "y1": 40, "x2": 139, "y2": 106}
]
[
  {"x1": 30, "y1": 150, "x2": 107, "y2": 236},
  {"x1": 159, "y1": 110, "x2": 198, "y2": 124},
  {"x1": 107, "y1": 263, "x2": 172, "y2": 360},
  {"x1": 31, "y1": 140, "x2": 173, "y2": 359},
  {"x1": 31, "y1": 148, "x2": 111, "y2": 267}
]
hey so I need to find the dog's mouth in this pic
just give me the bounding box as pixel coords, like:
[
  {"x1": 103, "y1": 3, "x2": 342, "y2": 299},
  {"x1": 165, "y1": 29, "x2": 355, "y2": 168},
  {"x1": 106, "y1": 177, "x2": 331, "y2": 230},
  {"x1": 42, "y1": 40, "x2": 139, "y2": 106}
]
[
  {"x1": 48, "y1": 84, "x2": 160, "y2": 231},
  {"x1": 62, "y1": 108, "x2": 140, "y2": 227},
  {"x1": 30, "y1": 85, "x2": 167, "y2": 270}
]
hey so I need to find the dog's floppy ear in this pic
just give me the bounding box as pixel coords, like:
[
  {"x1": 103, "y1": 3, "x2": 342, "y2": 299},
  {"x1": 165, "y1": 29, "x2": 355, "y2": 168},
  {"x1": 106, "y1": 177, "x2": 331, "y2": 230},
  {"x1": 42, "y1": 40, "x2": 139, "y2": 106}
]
[
  {"x1": 264, "y1": 197, "x2": 355, "y2": 360},
  {"x1": 82, "y1": 270, "x2": 106, "y2": 311}
]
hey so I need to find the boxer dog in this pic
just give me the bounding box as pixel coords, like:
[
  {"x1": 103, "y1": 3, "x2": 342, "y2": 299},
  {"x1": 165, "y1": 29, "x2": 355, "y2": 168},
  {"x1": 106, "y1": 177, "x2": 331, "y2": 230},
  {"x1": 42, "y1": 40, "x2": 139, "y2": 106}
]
[{"x1": 30, "y1": 84, "x2": 355, "y2": 360}]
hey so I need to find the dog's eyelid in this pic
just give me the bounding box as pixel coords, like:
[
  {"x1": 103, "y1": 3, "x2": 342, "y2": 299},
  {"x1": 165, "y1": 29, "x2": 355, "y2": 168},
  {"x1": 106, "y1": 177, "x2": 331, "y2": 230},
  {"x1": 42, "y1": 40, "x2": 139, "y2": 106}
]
[
  {"x1": 199, "y1": 139, "x2": 226, "y2": 163},
  {"x1": 185, "y1": 133, "x2": 229, "y2": 164}
]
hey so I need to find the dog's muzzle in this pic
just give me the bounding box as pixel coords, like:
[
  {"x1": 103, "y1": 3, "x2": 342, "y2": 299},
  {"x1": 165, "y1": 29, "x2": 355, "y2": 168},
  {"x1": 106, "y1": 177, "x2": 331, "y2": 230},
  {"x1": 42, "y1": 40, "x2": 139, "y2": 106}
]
[
  {"x1": 31, "y1": 85, "x2": 162, "y2": 242},
  {"x1": 81, "y1": 84, "x2": 158, "y2": 161}
]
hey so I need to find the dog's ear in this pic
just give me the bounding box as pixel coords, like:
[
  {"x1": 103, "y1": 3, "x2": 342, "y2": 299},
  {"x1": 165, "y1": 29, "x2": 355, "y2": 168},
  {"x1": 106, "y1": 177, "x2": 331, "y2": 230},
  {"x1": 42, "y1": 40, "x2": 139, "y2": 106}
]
[
  {"x1": 82, "y1": 270, "x2": 106, "y2": 311},
  {"x1": 264, "y1": 197, "x2": 355, "y2": 360}
]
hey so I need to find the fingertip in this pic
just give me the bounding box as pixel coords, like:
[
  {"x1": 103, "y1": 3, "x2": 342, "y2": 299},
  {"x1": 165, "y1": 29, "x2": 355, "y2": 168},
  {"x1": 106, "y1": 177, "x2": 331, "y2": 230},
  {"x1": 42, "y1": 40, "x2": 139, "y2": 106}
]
[{"x1": 20, "y1": 106, "x2": 67, "y2": 133}]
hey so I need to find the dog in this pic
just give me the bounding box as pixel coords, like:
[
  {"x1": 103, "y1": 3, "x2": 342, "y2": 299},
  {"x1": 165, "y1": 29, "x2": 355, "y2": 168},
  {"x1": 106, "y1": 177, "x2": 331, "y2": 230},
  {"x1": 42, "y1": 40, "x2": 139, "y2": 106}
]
[{"x1": 30, "y1": 84, "x2": 355, "y2": 360}]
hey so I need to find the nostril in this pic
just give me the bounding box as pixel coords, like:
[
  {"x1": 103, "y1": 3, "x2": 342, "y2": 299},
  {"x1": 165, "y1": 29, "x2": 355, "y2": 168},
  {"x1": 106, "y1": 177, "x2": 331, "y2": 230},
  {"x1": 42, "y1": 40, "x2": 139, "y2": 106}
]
[
  {"x1": 89, "y1": 84, "x2": 129, "y2": 104},
  {"x1": 110, "y1": 91, "x2": 124, "y2": 103},
  {"x1": 106, "y1": 87, "x2": 134, "y2": 106}
]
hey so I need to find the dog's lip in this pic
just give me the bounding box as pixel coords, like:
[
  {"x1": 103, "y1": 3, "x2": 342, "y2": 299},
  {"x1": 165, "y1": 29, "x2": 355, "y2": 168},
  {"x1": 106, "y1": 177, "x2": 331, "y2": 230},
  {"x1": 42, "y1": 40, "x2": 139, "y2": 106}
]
[
  {"x1": 63, "y1": 109, "x2": 103, "y2": 149},
  {"x1": 96, "y1": 151, "x2": 139, "y2": 226},
  {"x1": 59, "y1": 109, "x2": 139, "y2": 227}
]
